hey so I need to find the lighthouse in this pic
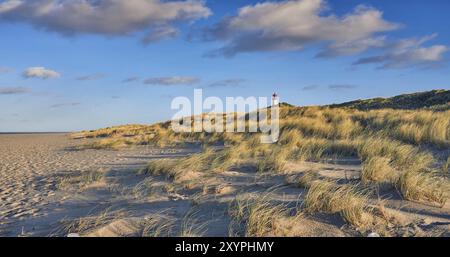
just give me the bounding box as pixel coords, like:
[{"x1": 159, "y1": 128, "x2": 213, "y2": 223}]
[{"x1": 272, "y1": 92, "x2": 279, "y2": 106}]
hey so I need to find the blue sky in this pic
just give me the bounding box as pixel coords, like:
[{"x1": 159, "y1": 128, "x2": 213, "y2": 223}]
[{"x1": 0, "y1": 0, "x2": 449, "y2": 132}]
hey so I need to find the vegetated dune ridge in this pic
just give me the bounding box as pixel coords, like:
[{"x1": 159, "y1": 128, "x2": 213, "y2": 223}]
[{"x1": 1, "y1": 90, "x2": 449, "y2": 237}]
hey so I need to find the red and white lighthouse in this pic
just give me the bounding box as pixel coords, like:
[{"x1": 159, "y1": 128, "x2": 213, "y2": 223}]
[{"x1": 272, "y1": 92, "x2": 279, "y2": 106}]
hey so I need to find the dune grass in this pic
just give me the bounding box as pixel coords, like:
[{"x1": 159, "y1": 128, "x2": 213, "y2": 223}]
[
  {"x1": 443, "y1": 156, "x2": 450, "y2": 173},
  {"x1": 57, "y1": 168, "x2": 106, "y2": 190},
  {"x1": 397, "y1": 170, "x2": 447, "y2": 207},
  {"x1": 303, "y1": 180, "x2": 370, "y2": 228},
  {"x1": 361, "y1": 156, "x2": 397, "y2": 184},
  {"x1": 228, "y1": 192, "x2": 289, "y2": 237},
  {"x1": 141, "y1": 212, "x2": 175, "y2": 237},
  {"x1": 180, "y1": 210, "x2": 209, "y2": 237},
  {"x1": 76, "y1": 94, "x2": 450, "y2": 234},
  {"x1": 54, "y1": 208, "x2": 126, "y2": 236}
]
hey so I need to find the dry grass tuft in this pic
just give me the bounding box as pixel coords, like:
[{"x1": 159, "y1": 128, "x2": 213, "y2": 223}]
[
  {"x1": 180, "y1": 210, "x2": 208, "y2": 237},
  {"x1": 361, "y1": 156, "x2": 397, "y2": 184},
  {"x1": 443, "y1": 156, "x2": 450, "y2": 173},
  {"x1": 57, "y1": 168, "x2": 106, "y2": 190},
  {"x1": 257, "y1": 148, "x2": 289, "y2": 173},
  {"x1": 141, "y1": 211, "x2": 175, "y2": 237},
  {"x1": 228, "y1": 192, "x2": 289, "y2": 237},
  {"x1": 304, "y1": 180, "x2": 370, "y2": 228},
  {"x1": 54, "y1": 208, "x2": 127, "y2": 236},
  {"x1": 397, "y1": 170, "x2": 448, "y2": 207}
]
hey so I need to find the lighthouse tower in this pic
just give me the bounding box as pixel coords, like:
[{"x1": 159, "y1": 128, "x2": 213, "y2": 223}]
[{"x1": 272, "y1": 92, "x2": 279, "y2": 106}]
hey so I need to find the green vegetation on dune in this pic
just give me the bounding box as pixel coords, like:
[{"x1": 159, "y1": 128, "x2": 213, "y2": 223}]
[{"x1": 329, "y1": 89, "x2": 450, "y2": 110}]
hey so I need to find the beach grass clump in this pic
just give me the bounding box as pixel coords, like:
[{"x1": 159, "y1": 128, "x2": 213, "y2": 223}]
[
  {"x1": 141, "y1": 211, "x2": 175, "y2": 237},
  {"x1": 257, "y1": 147, "x2": 289, "y2": 173},
  {"x1": 397, "y1": 170, "x2": 448, "y2": 206},
  {"x1": 56, "y1": 209, "x2": 126, "y2": 236},
  {"x1": 443, "y1": 156, "x2": 450, "y2": 173},
  {"x1": 179, "y1": 211, "x2": 208, "y2": 237},
  {"x1": 57, "y1": 168, "x2": 106, "y2": 190},
  {"x1": 361, "y1": 156, "x2": 397, "y2": 184},
  {"x1": 357, "y1": 137, "x2": 434, "y2": 171},
  {"x1": 304, "y1": 180, "x2": 370, "y2": 228},
  {"x1": 229, "y1": 193, "x2": 288, "y2": 237},
  {"x1": 139, "y1": 159, "x2": 179, "y2": 179}
]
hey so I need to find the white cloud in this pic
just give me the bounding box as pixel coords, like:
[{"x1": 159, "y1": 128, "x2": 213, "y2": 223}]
[
  {"x1": 76, "y1": 73, "x2": 106, "y2": 81},
  {"x1": 354, "y1": 34, "x2": 448, "y2": 69},
  {"x1": 204, "y1": 0, "x2": 398, "y2": 57},
  {"x1": 301, "y1": 85, "x2": 319, "y2": 91},
  {"x1": 122, "y1": 76, "x2": 140, "y2": 83},
  {"x1": 144, "y1": 76, "x2": 200, "y2": 85},
  {"x1": 328, "y1": 84, "x2": 358, "y2": 90},
  {"x1": 23, "y1": 67, "x2": 60, "y2": 79},
  {"x1": 0, "y1": 86, "x2": 30, "y2": 94},
  {"x1": 142, "y1": 26, "x2": 179, "y2": 44},
  {"x1": 0, "y1": 0, "x2": 211, "y2": 43},
  {"x1": 208, "y1": 79, "x2": 245, "y2": 88},
  {"x1": 50, "y1": 102, "x2": 80, "y2": 108}
]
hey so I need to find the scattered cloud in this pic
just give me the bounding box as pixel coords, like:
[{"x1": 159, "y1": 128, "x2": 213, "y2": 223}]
[
  {"x1": 50, "y1": 102, "x2": 81, "y2": 108},
  {"x1": 76, "y1": 73, "x2": 106, "y2": 81},
  {"x1": 0, "y1": 0, "x2": 211, "y2": 43},
  {"x1": 111, "y1": 96, "x2": 120, "y2": 99},
  {"x1": 204, "y1": 0, "x2": 398, "y2": 57},
  {"x1": 328, "y1": 84, "x2": 358, "y2": 90},
  {"x1": 144, "y1": 76, "x2": 200, "y2": 86},
  {"x1": 23, "y1": 67, "x2": 60, "y2": 79},
  {"x1": 0, "y1": 86, "x2": 30, "y2": 95},
  {"x1": 208, "y1": 79, "x2": 245, "y2": 88},
  {"x1": 142, "y1": 26, "x2": 179, "y2": 44},
  {"x1": 0, "y1": 66, "x2": 12, "y2": 74},
  {"x1": 301, "y1": 85, "x2": 319, "y2": 91},
  {"x1": 353, "y1": 34, "x2": 448, "y2": 69},
  {"x1": 122, "y1": 76, "x2": 140, "y2": 83},
  {"x1": 316, "y1": 36, "x2": 386, "y2": 58}
]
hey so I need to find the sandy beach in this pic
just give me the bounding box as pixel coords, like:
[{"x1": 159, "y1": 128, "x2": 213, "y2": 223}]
[
  {"x1": 0, "y1": 133, "x2": 449, "y2": 237},
  {"x1": 0, "y1": 133, "x2": 194, "y2": 236}
]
